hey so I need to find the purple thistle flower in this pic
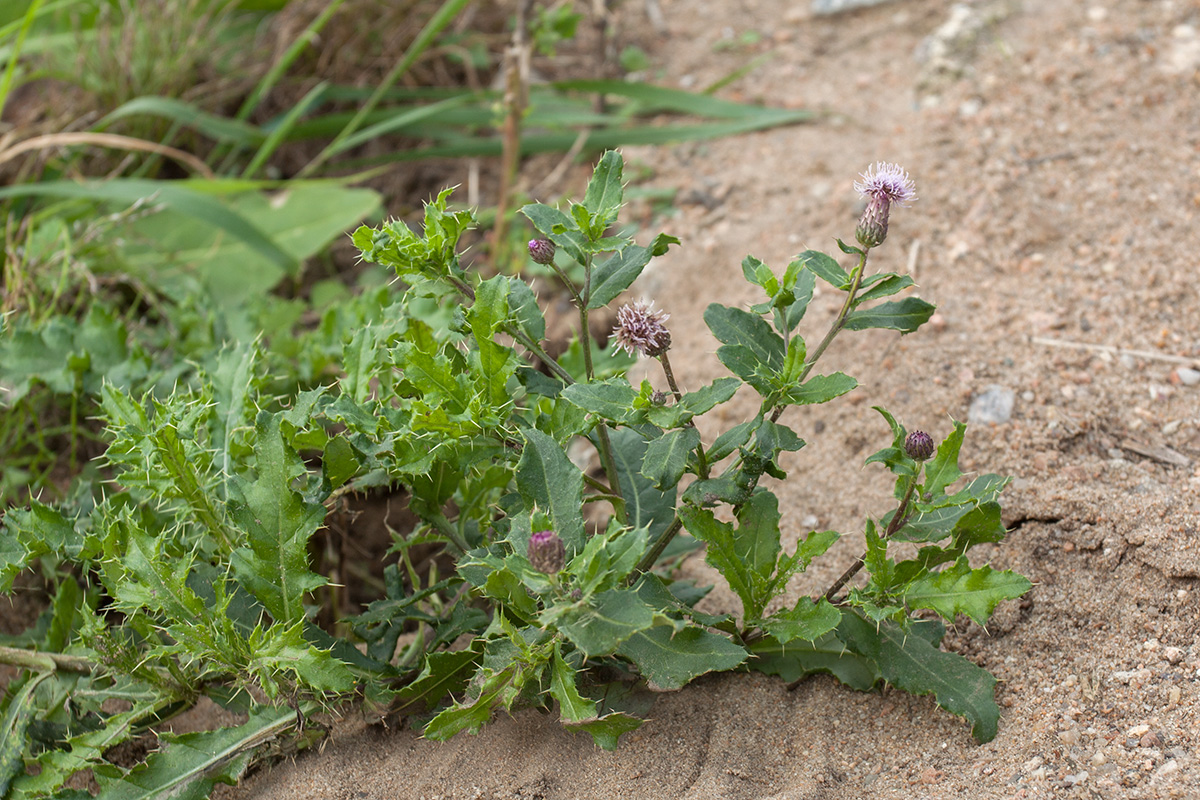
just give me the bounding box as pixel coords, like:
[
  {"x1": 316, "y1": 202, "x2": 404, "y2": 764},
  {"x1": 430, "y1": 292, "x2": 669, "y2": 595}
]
[
  {"x1": 854, "y1": 162, "x2": 916, "y2": 249},
  {"x1": 528, "y1": 530, "x2": 566, "y2": 574},
  {"x1": 904, "y1": 430, "x2": 935, "y2": 462},
  {"x1": 612, "y1": 301, "x2": 672, "y2": 358},
  {"x1": 528, "y1": 238, "x2": 556, "y2": 266}
]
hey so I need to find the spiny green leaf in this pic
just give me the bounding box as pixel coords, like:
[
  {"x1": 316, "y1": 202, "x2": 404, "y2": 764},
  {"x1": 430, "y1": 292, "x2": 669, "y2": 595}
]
[
  {"x1": 588, "y1": 245, "x2": 652, "y2": 310},
  {"x1": 703, "y1": 304, "x2": 785, "y2": 370},
  {"x1": 843, "y1": 297, "x2": 936, "y2": 334},
  {"x1": 641, "y1": 427, "x2": 700, "y2": 490},
  {"x1": 92, "y1": 703, "x2": 305, "y2": 800},
  {"x1": 548, "y1": 642, "x2": 597, "y2": 723},
  {"x1": 561, "y1": 378, "x2": 639, "y2": 423},
  {"x1": 229, "y1": 410, "x2": 327, "y2": 625},
  {"x1": 837, "y1": 610, "x2": 1002, "y2": 743},
  {"x1": 758, "y1": 597, "x2": 840, "y2": 645},
  {"x1": 923, "y1": 421, "x2": 967, "y2": 498},
  {"x1": 582, "y1": 150, "x2": 624, "y2": 230},
  {"x1": 903, "y1": 559, "x2": 1032, "y2": 626},
  {"x1": 784, "y1": 372, "x2": 858, "y2": 405},
  {"x1": 556, "y1": 588, "x2": 657, "y2": 657},
  {"x1": 797, "y1": 249, "x2": 850, "y2": 289},
  {"x1": 607, "y1": 427, "x2": 676, "y2": 540},
  {"x1": 617, "y1": 624, "x2": 746, "y2": 691},
  {"x1": 515, "y1": 428, "x2": 586, "y2": 554},
  {"x1": 562, "y1": 712, "x2": 643, "y2": 750},
  {"x1": 748, "y1": 632, "x2": 879, "y2": 691}
]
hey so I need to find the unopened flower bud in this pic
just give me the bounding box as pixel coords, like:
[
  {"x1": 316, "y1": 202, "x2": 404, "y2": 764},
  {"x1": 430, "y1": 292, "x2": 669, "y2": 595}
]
[
  {"x1": 651, "y1": 390, "x2": 668, "y2": 406},
  {"x1": 528, "y1": 238, "x2": 556, "y2": 265},
  {"x1": 528, "y1": 530, "x2": 565, "y2": 574},
  {"x1": 853, "y1": 162, "x2": 916, "y2": 250},
  {"x1": 613, "y1": 301, "x2": 671, "y2": 358},
  {"x1": 904, "y1": 430, "x2": 935, "y2": 461}
]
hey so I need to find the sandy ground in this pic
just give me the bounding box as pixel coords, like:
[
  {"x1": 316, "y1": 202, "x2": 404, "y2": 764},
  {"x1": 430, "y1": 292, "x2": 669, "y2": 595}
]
[{"x1": 213, "y1": 0, "x2": 1200, "y2": 797}]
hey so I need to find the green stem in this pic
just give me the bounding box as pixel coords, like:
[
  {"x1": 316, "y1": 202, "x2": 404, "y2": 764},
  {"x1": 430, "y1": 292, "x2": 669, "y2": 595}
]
[
  {"x1": 428, "y1": 510, "x2": 471, "y2": 555},
  {"x1": 631, "y1": 516, "x2": 684, "y2": 577},
  {"x1": 821, "y1": 472, "x2": 917, "y2": 603},
  {"x1": 0, "y1": 645, "x2": 96, "y2": 674},
  {"x1": 659, "y1": 351, "x2": 708, "y2": 479}
]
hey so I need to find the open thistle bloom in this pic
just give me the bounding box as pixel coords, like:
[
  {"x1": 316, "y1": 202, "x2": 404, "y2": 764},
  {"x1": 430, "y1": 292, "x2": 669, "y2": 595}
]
[
  {"x1": 528, "y1": 238, "x2": 556, "y2": 265},
  {"x1": 854, "y1": 162, "x2": 916, "y2": 249},
  {"x1": 528, "y1": 530, "x2": 566, "y2": 574},
  {"x1": 612, "y1": 301, "x2": 672, "y2": 358}
]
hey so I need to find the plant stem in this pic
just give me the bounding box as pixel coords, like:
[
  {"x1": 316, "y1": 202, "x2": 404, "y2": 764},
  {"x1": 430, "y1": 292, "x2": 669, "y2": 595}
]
[
  {"x1": 659, "y1": 351, "x2": 708, "y2": 479},
  {"x1": 770, "y1": 248, "x2": 869, "y2": 424},
  {"x1": 428, "y1": 509, "x2": 472, "y2": 555},
  {"x1": 578, "y1": 253, "x2": 627, "y2": 526},
  {"x1": 821, "y1": 474, "x2": 917, "y2": 603},
  {"x1": 631, "y1": 516, "x2": 683, "y2": 577},
  {"x1": 0, "y1": 645, "x2": 96, "y2": 674}
]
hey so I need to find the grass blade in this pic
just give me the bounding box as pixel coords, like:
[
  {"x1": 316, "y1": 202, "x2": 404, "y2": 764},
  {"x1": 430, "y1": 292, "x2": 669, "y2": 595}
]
[
  {"x1": 0, "y1": 0, "x2": 44, "y2": 122},
  {"x1": 242, "y1": 80, "x2": 328, "y2": 179}
]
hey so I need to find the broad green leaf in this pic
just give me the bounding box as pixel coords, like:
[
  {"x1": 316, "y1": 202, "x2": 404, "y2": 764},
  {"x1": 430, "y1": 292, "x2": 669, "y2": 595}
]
[
  {"x1": 706, "y1": 417, "x2": 758, "y2": 462},
  {"x1": 506, "y1": 276, "x2": 547, "y2": 342},
  {"x1": 520, "y1": 202, "x2": 586, "y2": 264},
  {"x1": 703, "y1": 304, "x2": 785, "y2": 370},
  {"x1": 782, "y1": 267, "x2": 816, "y2": 331},
  {"x1": 893, "y1": 497, "x2": 1006, "y2": 545},
  {"x1": 422, "y1": 667, "x2": 515, "y2": 740},
  {"x1": 648, "y1": 232, "x2": 680, "y2": 257},
  {"x1": 607, "y1": 427, "x2": 676, "y2": 540},
  {"x1": 515, "y1": 429, "x2": 586, "y2": 554},
  {"x1": 1, "y1": 673, "x2": 50, "y2": 797},
  {"x1": 853, "y1": 273, "x2": 914, "y2": 305},
  {"x1": 582, "y1": 150, "x2": 624, "y2": 229},
  {"x1": 124, "y1": 183, "x2": 380, "y2": 305},
  {"x1": 797, "y1": 249, "x2": 850, "y2": 289},
  {"x1": 837, "y1": 610, "x2": 1002, "y2": 743},
  {"x1": 923, "y1": 421, "x2": 966, "y2": 498},
  {"x1": 229, "y1": 411, "x2": 327, "y2": 626},
  {"x1": 563, "y1": 713, "x2": 644, "y2": 751},
  {"x1": 715, "y1": 344, "x2": 775, "y2": 395},
  {"x1": 844, "y1": 297, "x2": 936, "y2": 334},
  {"x1": 617, "y1": 624, "x2": 746, "y2": 691},
  {"x1": 556, "y1": 588, "x2": 657, "y2": 657},
  {"x1": 759, "y1": 597, "x2": 840, "y2": 644},
  {"x1": 322, "y1": 436, "x2": 358, "y2": 489},
  {"x1": 394, "y1": 645, "x2": 483, "y2": 713},
  {"x1": 641, "y1": 427, "x2": 700, "y2": 490},
  {"x1": 548, "y1": 642, "x2": 596, "y2": 723},
  {"x1": 679, "y1": 377, "x2": 741, "y2": 416},
  {"x1": 784, "y1": 372, "x2": 858, "y2": 405},
  {"x1": 748, "y1": 632, "x2": 879, "y2": 691},
  {"x1": 587, "y1": 245, "x2": 653, "y2": 309},
  {"x1": 92, "y1": 703, "x2": 304, "y2": 800},
  {"x1": 903, "y1": 559, "x2": 1032, "y2": 626},
  {"x1": 561, "y1": 378, "x2": 638, "y2": 423}
]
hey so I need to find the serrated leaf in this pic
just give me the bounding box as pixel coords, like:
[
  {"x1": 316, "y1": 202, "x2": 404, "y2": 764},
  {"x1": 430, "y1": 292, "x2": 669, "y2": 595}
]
[
  {"x1": 583, "y1": 150, "x2": 624, "y2": 229},
  {"x1": 229, "y1": 411, "x2": 327, "y2": 625},
  {"x1": 617, "y1": 624, "x2": 746, "y2": 691},
  {"x1": 563, "y1": 712, "x2": 644, "y2": 750},
  {"x1": 904, "y1": 559, "x2": 1032, "y2": 626},
  {"x1": 506, "y1": 276, "x2": 547, "y2": 342},
  {"x1": 556, "y1": 588, "x2": 657, "y2": 657},
  {"x1": 394, "y1": 645, "x2": 484, "y2": 713},
  {"x1": 759, "y1": 597, "x2": 840, "y2": 644},
  {"x1": 853, "y1": 273, "x2": 915, "y2": 304},
  {"x1": 703, "y1": 304, "x2": 785, "y2": 370},
  {"x1": 679, "y1": 377, "x2": 741, "y2": 416},
  {"x1": 520, "y1": 202, "x2": 587, "y2": 264},
  {"x1": 844, "y1": 297, "x2": 936, "y2": 333},
  {"x1": 561, "y1": 378, "x2": 639, "y2": 423},
  {"x1": 587, "y1": 245, "x2": 653, "y2": 309},
  {"x1": 706, "y1": 417, "x2": 759, "y2": 462},
  {"x1": 322, "y1": 436, "x2": 358, "y2": 489},
  {"x1": 548, "y1": 642, "x2": 597, "y2": 723},
  {"x1": 515, "y1": 428, "x2": 585, "y2": 554},
  {"x1": 797, "y1": 249, "x2": 850, "y2": 289},
  {"x1": 782, "y1": 267, "x2": 816, "y2": 332},
  {"x1": 1, "y1": 673, "x2": 50, "y2": 797},
  {"x1": 836, "y1": 610, "x2": 1002, "y2": 743},
  {"x1": 641, "y1": 427, "x2": 700, "y2": 490},
  {"x1": 923, "y1": 421, "x2": 966, "y2": 498},
  {"x1": 748, "y1": 632, "x2": 879, "y2": 691},
  {"x1": 784, "y1": 372, "x2": 858, "y2": 405},
  {"x1": 92, "y1": 703, "x2": 303, "y2": 800},
  {"x1": 607, "y1": 427, "x2": 676, "y2": 541}
]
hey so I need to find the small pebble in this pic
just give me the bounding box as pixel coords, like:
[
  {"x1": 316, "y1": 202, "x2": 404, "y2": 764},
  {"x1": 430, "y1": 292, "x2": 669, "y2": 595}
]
[
  {"x1": 1091, "y1": 750, "x2": 1107, "y2": 766},
  {"x1": 1140, "y1": 731, "x2": 1164, "y2": 749},
  {"x1": 1163, "y1": 646, "x2": 1184, "y2": 664},
  {"x1": 1127, "y1": 724, "x2": 1151, "y2": 737},
  {"x1": 1176, "y1": 367, "x2": 1200, "y2": 386},
  {"x1": 1167, "y1": 686, "x2": 1181, "y2": 706},
  {"x1": 969, "y1": 385, "x2": 1015, "y2": 424}
]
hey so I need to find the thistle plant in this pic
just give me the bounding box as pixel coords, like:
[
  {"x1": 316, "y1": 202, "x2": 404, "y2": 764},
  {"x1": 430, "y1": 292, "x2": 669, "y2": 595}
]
[{"x1": 0, "y1": 153, "x2": 1030, "y2": 798}]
